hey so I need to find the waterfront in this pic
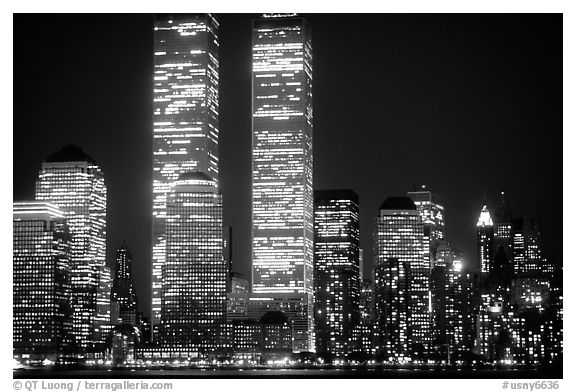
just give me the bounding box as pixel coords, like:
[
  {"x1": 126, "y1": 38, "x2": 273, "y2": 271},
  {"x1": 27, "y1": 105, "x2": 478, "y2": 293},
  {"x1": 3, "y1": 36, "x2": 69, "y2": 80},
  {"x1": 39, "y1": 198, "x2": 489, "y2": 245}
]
[{"x1": 14, "y1": 366, "x2": 562, "y2": 379}]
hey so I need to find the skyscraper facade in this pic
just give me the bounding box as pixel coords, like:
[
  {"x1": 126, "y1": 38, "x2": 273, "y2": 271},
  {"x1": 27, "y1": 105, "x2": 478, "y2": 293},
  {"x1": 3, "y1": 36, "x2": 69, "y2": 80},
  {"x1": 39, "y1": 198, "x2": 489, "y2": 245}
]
[
  {"x1": 407, "y1": 188, "x2": 446, "y2": 245},
  {"x1": 13, "y1": 201, "x2": 73, "y2": 361},
  {"x1": 226, "y1": 292, "x2": 312, "y2": 352},
  {"x1": 477, "y1": 204, "x2": 494, "y2": 274},
  {"x1": 351, "y1": 279, "x2": 375, "y2": 357},
  {"x1": 35, "y1": 145, "x2": 107, "y2": 351},
  {"x1": 250, "y1": 14, "x2": 314, "y2": 351},
  {"x1": 374, "y1": 257, "x2": 411, "y2": 361},
  {"x1": 313, "y1": 189, "x2": 360, "y2": 357},
  {"x1": 513, "y1": 215, "x2": 544, "y2": 274},
  {"x1": 374, "y1": 197, "x2": 431, "y2": 359},
  {"x1": 152, "y1": 14, "x2": 220, "y2": 329},
  {"x1": 493, "y1": 192, "x2": 513, "y2": 264},
  {"x1": 112, "y1": 242, "x2": 138, "y2": 325},
  {"x1": 161, "y1": 172, "x2": 226, "y2": 354},
  {"x1": 93, "y1": 265, "x2": 113, "y2": 345}
]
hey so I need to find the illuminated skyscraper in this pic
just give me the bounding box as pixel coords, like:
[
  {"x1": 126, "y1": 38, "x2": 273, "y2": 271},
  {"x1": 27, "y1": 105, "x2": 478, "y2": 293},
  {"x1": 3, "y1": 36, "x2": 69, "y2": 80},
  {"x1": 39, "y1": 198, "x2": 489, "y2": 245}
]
[
  {"x1": 374, "y1": 257, "x2": 411, "y2": 361},
  {"x1": 374, "y1": 197, "x2": 431, "y2": 360},
  {"x1": 493, "y1": 192, "x2": 513, "y2": 264},
  {"x1": 407, "y1": 187, "x2": 446, "y2": 246},
  {"x1": 251, "y1": 14, "x2": 314, "y2": 351},
  {"x1": 35, "y1": 145, "x2": 107, "y2": 351},
  {"x1": 313, "y1": 189, "x2": 360, "y2": 357},
  {"x1": 429, "y1": 242, "x2": 471, "y2": 359},
  {"x1": 13, "y1": 201, "x2": 73, "y2": 361},
  {"x1": 152, "y1": 14, "x2": 220, "y2": 329},
  {"x1": 351, "y1": 279, "x2": 375, "y2": 357},
  {"x1": 477, "y1": 204, "x2": 494, "y2": 274},
  {"x1": 112, "y1": 242, "x2": 138, "y2": 325},
  {"x1": 513, "y1": 215, "x2": 544, "y2": 274},
  {"x1": 161, "y1": 172, "x2": 226, "y2": 354}
]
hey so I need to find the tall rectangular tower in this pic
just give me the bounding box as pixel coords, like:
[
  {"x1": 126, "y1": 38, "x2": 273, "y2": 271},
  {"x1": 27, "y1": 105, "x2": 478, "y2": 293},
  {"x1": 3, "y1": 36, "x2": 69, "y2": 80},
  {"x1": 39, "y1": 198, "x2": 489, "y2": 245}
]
[
  {"x1": 152, "y1": 14, "x2": 220, "y2": 328},
  {"x1": 313, "y1": 189, "x2": 360, "y2": 357},
  {"x1": 251, "y1": 14, "x2": 313, "y2": 295},
  {"x1": 251, "y1": 14, "x2": 314, "y2": 352},
  {"x1": 13, "y1": 201, "x2": 73, "y2": 361},
  {"x1": 35, "y1": 145, "x2": 107, "y2": 351},
  {"x1": 161, "y1": 172, "x2": 226, "y2": 354},
  {"x1": 374, "y1": 197, "x2": 431, "y2": 359}
]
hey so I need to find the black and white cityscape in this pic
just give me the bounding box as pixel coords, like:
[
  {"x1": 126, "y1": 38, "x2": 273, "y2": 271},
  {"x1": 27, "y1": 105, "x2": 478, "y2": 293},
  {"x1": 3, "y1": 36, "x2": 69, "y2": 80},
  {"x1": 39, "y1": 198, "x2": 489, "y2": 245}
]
[{"x1": 12, "y1": 13, "x2": 563, "y2": 378}]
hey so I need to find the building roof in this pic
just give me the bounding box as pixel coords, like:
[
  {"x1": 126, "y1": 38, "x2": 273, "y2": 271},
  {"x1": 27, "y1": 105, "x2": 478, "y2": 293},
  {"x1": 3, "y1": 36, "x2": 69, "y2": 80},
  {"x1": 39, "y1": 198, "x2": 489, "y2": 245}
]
[
  {"x1": 45, "y1": 144, "x2": 97, "y2": 164},
  {"x1": 379, "y1": 196, "x2": 417, "y2": 211},
  {"x1": 314, "y1": 189, "x2": 359, "y2": 203}
]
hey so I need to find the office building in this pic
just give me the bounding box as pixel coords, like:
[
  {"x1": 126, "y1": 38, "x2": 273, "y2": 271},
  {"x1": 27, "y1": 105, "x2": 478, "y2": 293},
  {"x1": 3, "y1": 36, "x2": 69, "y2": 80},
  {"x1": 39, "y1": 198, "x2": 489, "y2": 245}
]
[
  {"x1": 313, "y1": 189, "x2": 360, "y2": 357},
  {"x1": 407, "y1": 186, "x2": 446, "y2": 247},
  {"x1": 112, "y1": 242, "x2": 138, "y2": 325},
  {"x1": 35, "y1": 145, "x2": 107, "y2": 351},
  {"x1": 161, "y1": 172, "x2": 226, "y2": 354},
  {"x1": 227, "y1": 292, "x2": 312, "y2": 352},
  {"x1": 152, "y1": 14, "x2": 220, "y2": 329},
  {"x1": 93, "y1": 266, "x2": 113, "y2": 347},
  {"x1": 351, "y1": 279, "x2": 375, "y2": 357},
  {"x1": 513, "y1": 215, "x2": 544, "y2": 274},
  {"x1": 374, "y1": 197, "x2": 431, "y2": 360},
  {"x1": 477, "y1": 204, "x2": 494, "y2": 274},
  {"x1": 13, "y1": 202, "x2": 73, "y2": 361},
  {"x1": 251, "y1": 14, "x2": 314, "y2": 351},
  {"x1": 493, "y1": 192, "x2": 513, "y2": 264}
]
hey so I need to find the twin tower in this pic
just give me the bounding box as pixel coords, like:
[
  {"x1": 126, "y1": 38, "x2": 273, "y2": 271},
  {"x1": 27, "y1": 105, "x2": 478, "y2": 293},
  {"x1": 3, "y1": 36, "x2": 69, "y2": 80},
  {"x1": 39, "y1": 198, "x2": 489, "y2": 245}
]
[{"x1": 151, "y1": 14, "x2": 315, "y2": 351}]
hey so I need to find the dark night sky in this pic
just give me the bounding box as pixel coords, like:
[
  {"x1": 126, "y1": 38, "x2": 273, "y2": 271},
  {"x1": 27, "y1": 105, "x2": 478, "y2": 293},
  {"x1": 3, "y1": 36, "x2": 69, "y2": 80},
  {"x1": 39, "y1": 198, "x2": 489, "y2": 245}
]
[{"x1": 13, "y1": 14, "x2": 562, "y2": 317}]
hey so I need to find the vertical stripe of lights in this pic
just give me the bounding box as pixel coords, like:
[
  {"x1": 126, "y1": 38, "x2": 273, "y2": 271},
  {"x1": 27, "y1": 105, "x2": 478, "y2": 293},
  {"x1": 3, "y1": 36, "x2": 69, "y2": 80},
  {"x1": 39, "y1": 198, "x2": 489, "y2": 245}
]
[{"x1": 152, "y1": 14, "x2": 220, "y2": 328}]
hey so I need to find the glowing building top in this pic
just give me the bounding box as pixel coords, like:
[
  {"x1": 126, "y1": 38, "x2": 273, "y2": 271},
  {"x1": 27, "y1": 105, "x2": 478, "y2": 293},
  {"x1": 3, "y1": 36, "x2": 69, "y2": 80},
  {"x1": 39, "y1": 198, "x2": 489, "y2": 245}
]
[{"x1": 477, "y1": 204, "x2": 494, "y2": 227}]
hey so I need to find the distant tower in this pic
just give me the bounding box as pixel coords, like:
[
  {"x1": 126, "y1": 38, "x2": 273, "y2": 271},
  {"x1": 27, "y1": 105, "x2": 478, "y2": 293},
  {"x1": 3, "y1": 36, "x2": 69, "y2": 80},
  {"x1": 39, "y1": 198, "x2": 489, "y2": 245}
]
[
  {"x1": 374, "y1": 197, "x2": 431, "y2": 360},
  {"x1": 35, "y1": 145, "x2": 107, "y2": 351},
  {"x1": 477, "y1": 204, "x2": 494, "y2": 274},
  {"x1": 112, "y1": 242, "x2": 138, "y2": 325},
  {"x1": 251, "y1": 14, "x2": 314, "y2": 351},
  {"x1": 407, "y1": 186, "x2": 446, "y2": 246},
  {"x1": 13, "y1": 202, "x2": 73, "y2": 361},
  {"x1": 152, "y1": 14, "x2": 220, "y2": 331},
  {"x1": 313, "y1": 189, "x2": 360, "y2": 357},
  {"x1": 493, "y1": 192, "x2": 513, "y2": 264},
  {"x1": 513, "y1": 215, "x2": 544, "y2": 274},
  {"x1": 161, "y1": 172, "x2": 226, "y2": 353}
]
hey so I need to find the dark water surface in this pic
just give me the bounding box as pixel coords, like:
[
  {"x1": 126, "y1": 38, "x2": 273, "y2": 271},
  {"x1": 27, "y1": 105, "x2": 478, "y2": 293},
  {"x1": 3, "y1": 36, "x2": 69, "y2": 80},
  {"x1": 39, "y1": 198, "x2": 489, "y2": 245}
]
[{"x1": 14, "y1": 367, "x2": 562, "y2": 379}]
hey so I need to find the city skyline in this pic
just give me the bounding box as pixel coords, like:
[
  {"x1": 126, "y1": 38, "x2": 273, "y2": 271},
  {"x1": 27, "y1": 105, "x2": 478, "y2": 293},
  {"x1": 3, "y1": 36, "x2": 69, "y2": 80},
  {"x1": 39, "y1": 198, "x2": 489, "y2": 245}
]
[{"x1": 13, "y1": 14, "x2": 562, "y2": 319}]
